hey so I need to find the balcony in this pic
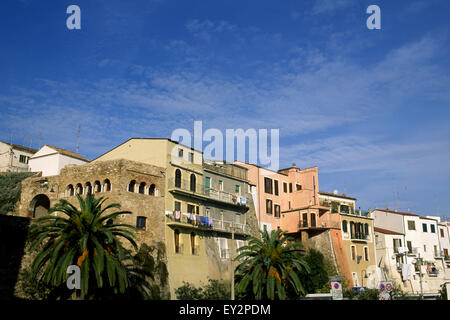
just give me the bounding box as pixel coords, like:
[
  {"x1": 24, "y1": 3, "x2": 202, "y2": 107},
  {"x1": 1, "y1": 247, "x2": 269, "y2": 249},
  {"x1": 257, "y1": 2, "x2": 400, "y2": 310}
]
[
  {"x1": 406, "y1": 247, "x2": 419, "y2": 256},
  {"x1": 350, "y1": 233, "x2": 370, "y2": 242},
  {"x1": 167, "y1": 178, "x2": 248, "y2": 207},
  {"x1": 165, "y1": 211, "x2": 251, "y2": 236}
]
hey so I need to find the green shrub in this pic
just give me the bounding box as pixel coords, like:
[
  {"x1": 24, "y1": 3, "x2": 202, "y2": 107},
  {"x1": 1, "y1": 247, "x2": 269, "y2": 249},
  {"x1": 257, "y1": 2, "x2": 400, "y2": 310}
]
[
  {"x1": 0, "y1": 172, "x2": 34, "y2": 214},
  {"x1": 175, "y1": 279, "x2": 231, "y2": 300}
]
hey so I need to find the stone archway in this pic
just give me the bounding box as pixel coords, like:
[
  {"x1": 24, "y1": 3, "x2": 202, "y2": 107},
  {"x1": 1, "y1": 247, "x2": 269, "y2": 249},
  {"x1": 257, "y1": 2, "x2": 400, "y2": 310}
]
[{"x1": 29, "y1": 194, "x2": 50, "y2": 218}]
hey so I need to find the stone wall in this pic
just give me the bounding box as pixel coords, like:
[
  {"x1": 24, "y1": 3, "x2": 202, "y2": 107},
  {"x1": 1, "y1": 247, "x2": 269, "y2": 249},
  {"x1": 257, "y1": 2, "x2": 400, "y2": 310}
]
[{"x1": 13, "y1": 159, "x2": 170, "y2": 298}]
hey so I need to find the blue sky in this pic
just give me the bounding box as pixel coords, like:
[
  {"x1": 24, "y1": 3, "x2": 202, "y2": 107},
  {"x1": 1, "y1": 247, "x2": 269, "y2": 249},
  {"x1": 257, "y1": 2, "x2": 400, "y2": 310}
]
[{"x1": 1, "y1": 0, "x2": 449, "y2": 216}]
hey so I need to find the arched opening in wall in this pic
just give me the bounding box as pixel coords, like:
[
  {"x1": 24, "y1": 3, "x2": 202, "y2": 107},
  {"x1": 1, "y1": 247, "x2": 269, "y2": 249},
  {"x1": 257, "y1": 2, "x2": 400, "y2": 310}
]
[
  {"x1": 138, "y1": 182, "x2": 146, "y2": 194},
  {"x1": 103, "y1": 179, "x2": 111, "y2": 192},
  {"x1": 350, "y1": 221, "x2": 355, "y2": 239},
  {"x1": 175, "y1": 169, "x2": 181, "y2": 188},
  {"x1": 190, "y1": 174, "x2": 196, "y2": 192},
  {"x1": 148, "y1": 184, "x2": 156, "y2": 196},
  {"x1": 364, "y1": 223, "x2": 369, "y2": 239},
  {"x1": 75, "y1": 183, "x2": 83, "y2": 195},
  {"x1": 94, "y1": 181, "x2": 101, "y2": 193},
  {"x1": 66, "y1": 184, "x2": 74, "y2": 197},
  {"x1": 342, "y1": 220, "x2": 348, "y2": 233},
  {"x1": 29, "y1": 194, "x2": 50, "y2": 219},
  {"x1": 85, "y1": 182, "x2": 92, "y2": 195},
  {"x1": 128, "y1": 180, "x2": 136, "y2": 193}
]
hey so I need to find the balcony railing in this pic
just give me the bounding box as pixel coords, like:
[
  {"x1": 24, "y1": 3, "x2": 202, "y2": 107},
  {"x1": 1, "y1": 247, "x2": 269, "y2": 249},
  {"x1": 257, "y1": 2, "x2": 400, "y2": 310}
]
[
  {"x1": 350, "y1": 233, "x2": 370, "y2": 241},
  {"x1": 166, "y1": 211, "x2": 251, "y2": 235},
  {"x1": 168, "y1": 178, "x2": 247, "y2": 206},
  {"x1": 407, "y1": 247, "x2": 418, "y2": 255}
]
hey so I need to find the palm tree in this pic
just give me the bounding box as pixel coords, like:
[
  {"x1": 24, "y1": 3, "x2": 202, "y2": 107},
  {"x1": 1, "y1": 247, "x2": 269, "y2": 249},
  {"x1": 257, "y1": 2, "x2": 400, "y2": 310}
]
[
  {"x1": 234, "y1": 229, "x2": 310, "y2": 300},
  {"x1": 28, "y1": 193, "x2": 138, "y2": 299}
]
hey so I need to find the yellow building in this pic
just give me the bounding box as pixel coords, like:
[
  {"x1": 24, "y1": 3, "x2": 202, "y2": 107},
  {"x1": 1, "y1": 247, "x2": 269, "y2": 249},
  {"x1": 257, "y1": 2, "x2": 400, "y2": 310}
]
[
  {"x1": 319, "y1": 191, "x2": 379, "y2": 289},
  {"x1": 93, "y1": 138, "x2": 258, "y2": 298}
]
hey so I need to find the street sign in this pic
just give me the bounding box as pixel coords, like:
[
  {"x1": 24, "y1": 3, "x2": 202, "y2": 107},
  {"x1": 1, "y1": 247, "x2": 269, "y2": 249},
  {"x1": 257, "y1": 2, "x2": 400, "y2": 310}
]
[
  {"x1": 330, "y1": 282, "x2": 343, "y2": 300},
  {"x1": 329, "y1": 276, "x2": 343, "y2": 282},
  {"x1": 378, "y1": 281, "x2": 393, "y2": 293},
  {"x1": 379, "y1": 291, "x2": 391, "y2": 300}
]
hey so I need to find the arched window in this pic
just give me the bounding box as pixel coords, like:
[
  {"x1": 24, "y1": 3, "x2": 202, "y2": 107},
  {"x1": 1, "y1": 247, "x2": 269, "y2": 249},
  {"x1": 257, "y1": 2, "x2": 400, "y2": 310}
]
[
  {"x1": 103, "y1": 179, "x2": 111, "y2": 192},
  {"x1": 66, "y1": 184, "x2": 74, "y2": 197},
  {"x1": 138, "y1": 182, "x2": 146, "y2": 194},
  {"x1": 350, "y1": 221, "x2": 355, "y2": 239},
  {"x1": 175, "y1": 169, "x2": 182, "y2": 188},
  {"x1": 148, "y1": 184, "x2": 156, "y2": 196},
  {"x1": 94, "y1": 181, "x2": 101, "y2": 193},
  {"x1": 364, "y1": 223, "x2": 369, "y2": 237},
  {"x1": 190, "y1": 232, "x2": 197, "y2": 255},
  {"x1": 190, "y1": 174, "x2": 196, "y2": 192},
  {"x1": 128, "y1": 180, "x2": 136, "y2": 192},
  {"x1": 75, "y1": 183, "x2": 82, "y2": 195},
  {"x1": 175, "y1": 229, "x2": 181, "y2": 253},
  {"x1": 85, "y1": 182, "x2": 92, "y2": 195},
  {"x1": 342, "y1": 220, "x2": 348, "y2": 233}
]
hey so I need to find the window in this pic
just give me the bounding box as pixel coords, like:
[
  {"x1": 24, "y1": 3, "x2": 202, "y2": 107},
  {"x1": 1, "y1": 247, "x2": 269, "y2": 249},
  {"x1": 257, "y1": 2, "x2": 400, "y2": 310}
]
[
  {"x1": 310, "y1": 213, "x2": 316, "y2": 227},
  {"x1": 94, "y1": 181, "x2": 101, "y2": 193},
  {"x1": 174, "y1": 201, "x2": 181, "y2": 211},
  {"x1": 19, "y1": 155, "x2": 28, "y2": 164},
  {"x1": 264, "y1": 177, "x2": 273, "y2": 194},
  {"x1": 136, "y1": 216, "x2": 146, "y2": 231},
  {"x1": 407, "y1": 241, "x2": 412, "y2": 253},
  {"x1": 422, "y1": 223, "x2": 428, "y2": 232},
  {"x1": 190, "y1": 232, "x2": 197, "y2": 255},
  {"x1": 430, "y1": 224, "x2": 435, "y2": 233},
  {"x1": 128, "y1": 180, "x2": 136, "y2": 192},
  {"x1": 423, "y1": 245, "x2": 427, "y2": 252},
  {"x1": 364, "y1": 247, "x2": 369, "y2": 261},
  {"x1": 148, "y1": 184, "x2": 155, "y2": 195},
  {"x1": 393, "y1": 239, "x2": 402, "y2": 253},
  {"x1": 288, "y1": 201, "x2": 291, "y2": 209},
  {"x1": 407, "y1": 220, "x2": 416, "y2": 230},
  {"x1": 235, "y1": 185, "x2": 240, "y2": 194},
  {"x1": 187, "y1": 204, "x2": 195, "y2": 214},
  {"x1": 296, "y1": 184, "x2": 302, "y2": 191},
  {"x1": 216, "y1": 237, "x2": 229, "y2": 259},
  {"x1": 178, "y1": 148, "x2": 183, "y2": 158},
  {"x1": 190, "y1": 174, "x2": 196, "y2": 192},
  {"x1": 302, "y1": 212, "x2": 308, "y2": 227},
  {"x1": 66, "y1": 184, "x2": 74, "y2": 196},
  {"x1": 342, "y1": 220, "x2": 348, "y2": 233},
  {"x1": 174, "y1": 230, "x2": 182, "y2": 253},
  {"x1": 289, "y1": 183, "x2": 293, "y2": 193},
  {"x1": 175, "y1": 169, "x2": 182, "y2": 188},
  {"x1": 103, "y1": 179, "x2": 111, "y2": 192},
  {"x1": 434, "y1": 245, "x2": 438, "y2": 256},
  {"x1": 188, "y1": 152, "x2": 194, "y2": 162},
  {"x1": 274, "y1": 204, "x2": 280, "y2": 218},
  {"x1": 440, "y1": 228, "x2": 445, "y2": 238},
  {"x1": 266, "y1": 199, "x2": 273, "y2": 214},
  {"x1": 274, "y1": 180, "x2": 279, "y2": 196},
  {"x1": 218, "y1": 180, "x2": 223, "y2": 191},
  {"x1": 205, "y1": 177, "x2": 211, "y2": 189},
  {"x1": 138, "y1": 182, "x2": 146, "y2": 194},
  {"x1": 283, "y1": 182, "x2": 287, "y2": 193},
  {"x1": 351, "y1": 246, "x2": 356, "y2": 260}
]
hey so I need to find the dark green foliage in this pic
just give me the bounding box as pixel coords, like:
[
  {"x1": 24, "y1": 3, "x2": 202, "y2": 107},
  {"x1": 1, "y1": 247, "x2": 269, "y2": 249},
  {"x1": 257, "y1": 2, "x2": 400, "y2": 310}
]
[
  {"x1": 234, "y1": 229, "x2": 310, "y2": 300},
  {"x1": 175, "y1": 279, "x2": 231, "y2": 300},
  {"x1": 27, "y1": 194, "x2": 139, "y2": 299},
  {"x1": 356, "y1": 288, "x2": 380, "y2": 300},
  {"x1": 0, "y1": 172, "x2": 34, "y2": 214},
  {"x1": 299, "y1": 249, "x2": 330, "y2": 294}
]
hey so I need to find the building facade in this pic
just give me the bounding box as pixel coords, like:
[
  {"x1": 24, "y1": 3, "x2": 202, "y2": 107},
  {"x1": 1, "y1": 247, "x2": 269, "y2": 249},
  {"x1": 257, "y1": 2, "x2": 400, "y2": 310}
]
[
  {"x1": 0, "y1": 141, "x2": 37, "y2": 173},
  {"x1": 28, "y1": 145, "x2": 89, "y2": 176},
  {"x1": 373, "y1": 209, "x2": 448, "y2": 295},
  {"x1": 93, "y1": 138, "x2": 259, "y2": 298}
]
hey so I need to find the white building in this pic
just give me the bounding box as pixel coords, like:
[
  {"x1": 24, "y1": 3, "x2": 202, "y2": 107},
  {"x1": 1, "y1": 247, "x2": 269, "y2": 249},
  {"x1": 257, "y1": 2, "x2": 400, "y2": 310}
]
[
  {"x1": 0, "y1": 141, "x2": 37, "y2": 172},
  {"x1": 28, "y1": 145, "x2": 89, "y2": 177},
  {"x1": 373, "y1": 209, "x2": 447, "y2": 296}
]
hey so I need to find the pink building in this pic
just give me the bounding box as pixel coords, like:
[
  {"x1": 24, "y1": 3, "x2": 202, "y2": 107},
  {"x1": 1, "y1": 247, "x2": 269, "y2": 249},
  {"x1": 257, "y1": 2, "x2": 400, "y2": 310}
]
[{"x1": 234, "y1": 162, "x2": 329, "y2": 233}]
